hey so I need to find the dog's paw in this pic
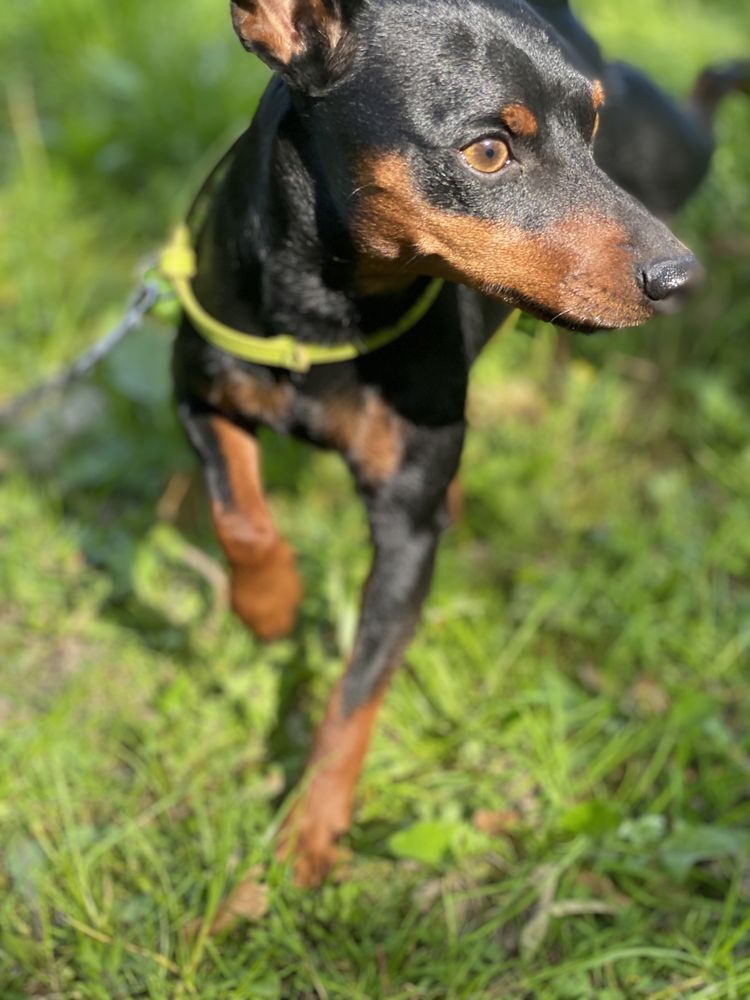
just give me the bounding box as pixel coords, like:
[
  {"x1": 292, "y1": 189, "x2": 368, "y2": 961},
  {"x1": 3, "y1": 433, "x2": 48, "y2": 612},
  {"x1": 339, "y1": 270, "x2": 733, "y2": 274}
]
[
  {"x1": 277, "y1": 799, "x2": 352, "y2": 887},
  {"x1": 285, "y1": 837, "x2": 347, "y2": 888}
]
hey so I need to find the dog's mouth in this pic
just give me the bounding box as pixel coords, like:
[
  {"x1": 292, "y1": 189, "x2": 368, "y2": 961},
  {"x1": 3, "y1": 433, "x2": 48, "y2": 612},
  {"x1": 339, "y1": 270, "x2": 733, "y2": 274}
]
[
  {"x1": 409, "y1": 247, "x2": 657, "y2": 332},
  {"x1": 481, "y1": 281, "x2": 655, "y2": 333},
  {"x1": 480, "y1": 248, "x2": 703, "y2": 331}
]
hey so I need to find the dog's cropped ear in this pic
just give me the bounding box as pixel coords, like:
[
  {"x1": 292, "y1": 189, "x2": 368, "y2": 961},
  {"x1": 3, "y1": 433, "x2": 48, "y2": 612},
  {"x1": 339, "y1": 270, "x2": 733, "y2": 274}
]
[{"x1": 230, "y1": 0, "x2": 359, "y2": 93}]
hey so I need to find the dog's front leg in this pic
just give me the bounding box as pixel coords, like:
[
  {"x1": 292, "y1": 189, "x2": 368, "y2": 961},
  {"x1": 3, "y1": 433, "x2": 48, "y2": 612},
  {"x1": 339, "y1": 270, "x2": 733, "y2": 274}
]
[
  {"x1": 176, "y1": 402, "x2": 303, "y2": 641},
  {"x1": 279, "y1": 420, "x2": 465, "y2": 886}
]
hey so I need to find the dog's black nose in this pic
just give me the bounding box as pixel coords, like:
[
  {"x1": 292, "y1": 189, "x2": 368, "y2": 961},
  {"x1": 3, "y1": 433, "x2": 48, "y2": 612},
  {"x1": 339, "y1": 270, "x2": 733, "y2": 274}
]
[{"x1": 640, "y1": 255, "x2": 703, "y2": 303}]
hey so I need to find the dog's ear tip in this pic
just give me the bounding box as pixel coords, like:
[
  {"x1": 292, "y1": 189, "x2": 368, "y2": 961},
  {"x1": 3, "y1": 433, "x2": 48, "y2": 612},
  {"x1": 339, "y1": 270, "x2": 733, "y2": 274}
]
[
  {"x1": 229, "y1": 0, "x2": 249, "y2": 21},
  {"x1": 231, "y1": 0, "x2": 358, "y2": 93}
]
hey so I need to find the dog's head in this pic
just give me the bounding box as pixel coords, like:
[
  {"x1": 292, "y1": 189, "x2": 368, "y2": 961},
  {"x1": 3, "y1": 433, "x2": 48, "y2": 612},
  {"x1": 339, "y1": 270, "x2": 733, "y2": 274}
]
[{"x1": 231, "y1": 0, "x2": 700, "y2": 330}]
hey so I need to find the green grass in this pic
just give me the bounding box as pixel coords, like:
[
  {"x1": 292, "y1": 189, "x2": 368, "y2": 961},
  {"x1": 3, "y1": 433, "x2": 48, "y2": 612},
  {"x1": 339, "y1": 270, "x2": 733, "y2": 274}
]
[{"x1": 2, "y1": 1, "x2": 750, "y2": 996}]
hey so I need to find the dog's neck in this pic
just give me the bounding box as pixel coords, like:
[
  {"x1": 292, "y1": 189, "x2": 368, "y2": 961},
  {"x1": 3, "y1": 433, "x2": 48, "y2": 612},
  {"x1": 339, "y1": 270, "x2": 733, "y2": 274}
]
[{"x1": 197, "y1": 80, "x2": 424, "y2": 346}]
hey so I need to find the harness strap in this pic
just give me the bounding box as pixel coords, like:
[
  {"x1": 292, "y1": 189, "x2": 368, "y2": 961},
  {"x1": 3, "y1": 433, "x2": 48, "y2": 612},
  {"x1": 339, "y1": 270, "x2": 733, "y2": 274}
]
[{"x1": 160, "y1": 224, "x2": 444, "y2": 373}]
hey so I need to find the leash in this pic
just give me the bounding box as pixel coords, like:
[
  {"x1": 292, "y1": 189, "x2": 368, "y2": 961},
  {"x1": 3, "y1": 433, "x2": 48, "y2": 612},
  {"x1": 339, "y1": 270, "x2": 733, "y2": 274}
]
[
  {"x1": 0, "y1": 281, "x2": 163, "y2": 426},
  {"x1": 1, "y1": 243, "x2": 443, "y2": 427}
]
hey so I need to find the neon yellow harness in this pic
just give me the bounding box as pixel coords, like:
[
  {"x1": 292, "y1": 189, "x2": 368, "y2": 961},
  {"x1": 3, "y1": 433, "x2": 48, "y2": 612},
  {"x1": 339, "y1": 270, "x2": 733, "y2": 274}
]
[{"x1": 159, "y1": 224, "x2": 444, "y2": 374}]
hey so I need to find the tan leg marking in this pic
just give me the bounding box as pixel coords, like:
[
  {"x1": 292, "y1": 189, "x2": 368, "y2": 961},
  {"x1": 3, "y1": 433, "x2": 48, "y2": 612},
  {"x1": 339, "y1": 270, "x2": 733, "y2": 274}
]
[
  {"x1": 210, "y1": 416, "x2": 303, "y2": 641},
  {"x1": 322, "y1": 388, "x2": 406, "y2": 487},
  {"x1": 277, "y1": 681, "x2": 387, "y2": 886}
]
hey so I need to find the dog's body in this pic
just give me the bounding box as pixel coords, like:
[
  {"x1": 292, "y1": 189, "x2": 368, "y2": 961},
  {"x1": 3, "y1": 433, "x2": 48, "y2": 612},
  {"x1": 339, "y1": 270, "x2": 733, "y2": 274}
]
[{"x1": 173, "y1": 0, "x2": 745, "y2": 885}]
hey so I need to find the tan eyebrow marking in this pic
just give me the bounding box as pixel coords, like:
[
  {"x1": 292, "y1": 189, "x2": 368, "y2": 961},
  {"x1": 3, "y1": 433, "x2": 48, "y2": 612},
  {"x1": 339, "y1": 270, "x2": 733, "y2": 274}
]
[
  {"x1": 501, "y1": 103, "x2": 538, "y2": 138},
  {"x1": 592, "y1": 79, "x2": 606, "y2": 111}
]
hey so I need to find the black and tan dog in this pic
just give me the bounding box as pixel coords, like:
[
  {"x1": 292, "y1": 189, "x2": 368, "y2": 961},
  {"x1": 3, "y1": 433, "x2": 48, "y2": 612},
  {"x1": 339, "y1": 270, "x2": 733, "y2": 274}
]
[{"x1": 172, "y1": 0, "x2": 745, "y2": 885}]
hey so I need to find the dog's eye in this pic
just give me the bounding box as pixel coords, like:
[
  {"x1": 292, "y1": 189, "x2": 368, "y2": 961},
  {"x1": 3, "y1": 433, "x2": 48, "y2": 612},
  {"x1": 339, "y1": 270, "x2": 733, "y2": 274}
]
[{"x1": 461, "y1": 138, "x2": 510, "y2": 174}]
